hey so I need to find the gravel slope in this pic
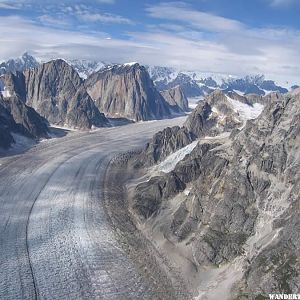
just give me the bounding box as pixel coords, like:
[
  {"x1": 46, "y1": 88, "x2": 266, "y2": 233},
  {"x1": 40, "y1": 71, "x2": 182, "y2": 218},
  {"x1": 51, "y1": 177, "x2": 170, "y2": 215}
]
[{"x1": 0, "y1": 117, "x2": 186, "y2": 300}]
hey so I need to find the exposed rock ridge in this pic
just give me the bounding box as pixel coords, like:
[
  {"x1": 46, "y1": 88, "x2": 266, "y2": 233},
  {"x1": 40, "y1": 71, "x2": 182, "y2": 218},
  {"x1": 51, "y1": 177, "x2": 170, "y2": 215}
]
[
  {"x1": 0, "y1": 92, "x2": 49, "y2": 149},
  {"x1": 85, "y1": 63, "x2": 179, "y2": 121},
  {"x1": 2, "y1": 59, "x2": 109, "y2": 129},
  {"x1": 160, "y1": 86, "x2": 189, "y2": 112},
  {"x1": 128, "y1": 90, "x2": 300, "y2": 298}
]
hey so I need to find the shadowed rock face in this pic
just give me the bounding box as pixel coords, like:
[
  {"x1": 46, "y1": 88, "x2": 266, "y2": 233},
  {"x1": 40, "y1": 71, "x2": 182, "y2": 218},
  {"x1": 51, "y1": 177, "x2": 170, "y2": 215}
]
[
  {"x1": 0, "y1": 95, "x2": 16, "y2": 149},
  {"x1": 129, "y1": 90, "x2": 300, "y2": 298},
  {"x1": 160, "y1": 86, "x2": 189, "y2": 112},
  {"x1": 0, "y1": 92, "x2": 48, "y2": 149},
  {"x1": 1, "y1": 72, "x2": 27, "y2": 101},
  {"x1": 2, "y1": 59, "x2": 109, "y2": 129},
  {"x1": 85, "y1": 63, "x2": 177, "y2": 121},
  {"x1": 24, "y1": 59, "x2": 109, "y2": 129}
]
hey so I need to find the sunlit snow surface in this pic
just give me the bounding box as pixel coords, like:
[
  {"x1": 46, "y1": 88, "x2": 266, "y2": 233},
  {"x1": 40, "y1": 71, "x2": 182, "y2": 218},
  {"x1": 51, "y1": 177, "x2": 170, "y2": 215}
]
[
  {"x1": 1, "y1": 89, "x2": 11, "y2": 98},
  {"x1": 155, "y1": 140, "x2": 198, "y2": 173},
  {"x1": 226, "y1": 95, "x2": 264, "y2": 121},
  {"x1": 124, "y1": 62, "x2": 138, "y2": 67},
  {"x1": 0, "y1": 84, "x2": 11, "y2": 98}
]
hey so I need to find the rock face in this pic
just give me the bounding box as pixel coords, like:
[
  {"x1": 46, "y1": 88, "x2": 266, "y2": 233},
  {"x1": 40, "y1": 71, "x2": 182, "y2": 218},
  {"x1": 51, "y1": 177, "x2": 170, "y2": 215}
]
[
  {"x1": 0, "y1": 92, "x2": 48, "y2": 149},
  {"x1": 128, "y1": 90, "x2": 300, "y2": 298},
  {"x1": 85, "y1": 63, "x2": 177, "y2": 121},
  {"x1": 3, "y1": 59, "x2": 109, "y2": 129},
  {"x1": 135, "y1": 90, "x2": 261, "y2": 166},
  {"x1": 160, "y1": 86, "x2": 189, "y2": 112},
  {"x1": 0, "y1": 95, "x2": 17, "y2": 149}
]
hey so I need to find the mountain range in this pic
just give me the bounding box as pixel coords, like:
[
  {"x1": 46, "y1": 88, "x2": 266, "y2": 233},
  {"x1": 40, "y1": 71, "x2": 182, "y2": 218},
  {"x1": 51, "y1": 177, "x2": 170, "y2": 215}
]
[
  {"x1": 146, "y1": 66, "x2": 290, "y2": 98},
  {"x1": 0, "y1": 54, "x2": 187, "y2": 149},
  {"x1": 0, "y1": 52, "x2": 299, "y2": 298},
  {"x1": 0, "y1": 53, "x2": 294, "y2": 99},
  {"x1": 121, "y1": 88, "x2": 300, "y2": 299}
]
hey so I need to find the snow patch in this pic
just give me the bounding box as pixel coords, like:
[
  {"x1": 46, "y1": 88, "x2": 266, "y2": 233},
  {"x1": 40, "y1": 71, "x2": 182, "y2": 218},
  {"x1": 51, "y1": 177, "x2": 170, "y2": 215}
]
[
  {"x1": 124, "y1": 62, "x2": 138, "y2": 67},
  {"x1": 233, "y1": 89, "x2": 245, "y2": 96},
  {"x1": 226, "y1": 95, "x2": 264, "y2": 121},
  {"x1": 155, "y1": 140, "x2": 198, "y2": 173},
  {"x1": 0, "y1": 85, "x2": 11, "y2": 98}
]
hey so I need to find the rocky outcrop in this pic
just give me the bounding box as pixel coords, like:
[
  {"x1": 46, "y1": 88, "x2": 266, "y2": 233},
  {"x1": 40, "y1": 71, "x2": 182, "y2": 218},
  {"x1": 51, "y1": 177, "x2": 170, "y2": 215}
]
[
  {"x1": 24, "y1": 59, "x2": 109, "y2": 129},
  {"x1": 1, "y1": 72, "x2": 27, "y2": 101},
  {"x1": 160, "y1": 86, "x2": 189, "y2": 112},
  {"x1": 134, "y1": 90, "x2": 248, "y2": 166},
  {"x1": 85, "y1": 63, "x2": 177, "y2": 121},
  {"x1": 2, "y1": 59, "x2": 109, "y2": 129},
  {"x1": 0, "y1": 92, "x2": 48, "y2": 149},
  {"x1": 128, "y1": 90, "x2": 299, "y2": 298}
]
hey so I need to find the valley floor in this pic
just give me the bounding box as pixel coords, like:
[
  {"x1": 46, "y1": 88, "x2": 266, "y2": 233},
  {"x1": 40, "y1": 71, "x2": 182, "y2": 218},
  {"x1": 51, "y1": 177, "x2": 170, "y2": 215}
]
[{"x1": 0, "y1": 116, "x2": 186, "y2": 300}]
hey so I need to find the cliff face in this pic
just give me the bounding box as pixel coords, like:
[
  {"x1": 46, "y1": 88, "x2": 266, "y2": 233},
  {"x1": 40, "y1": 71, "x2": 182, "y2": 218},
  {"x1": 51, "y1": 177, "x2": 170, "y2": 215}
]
[
  {"x1": 0, "y1": 91, "x2": 49, "y2": 149},
  {"x1": 2, "y1": 60, "x2": 109, "y2": 129},
  {"x1": 128, "y1": 90, "x2": 300, "y2": 299},
  {"x1": 160, "y1": 86, "x2": 189, "y2": 112},
  {"x1": 24, "y1": 59, "x2": 109, "y2": 129},
  {"x1": 0, "y1": 95, "x2": 17, "y2": 149},
  {"x1": 85, "y1": 63, "x2": 178, "y2": 121}
]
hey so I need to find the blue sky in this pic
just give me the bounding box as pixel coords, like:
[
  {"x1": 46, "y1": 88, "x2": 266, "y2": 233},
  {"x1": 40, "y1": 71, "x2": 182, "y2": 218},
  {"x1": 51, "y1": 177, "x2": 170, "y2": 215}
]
[{"x1": 0, "y1": 0, "x2": 299, "y2": 84}]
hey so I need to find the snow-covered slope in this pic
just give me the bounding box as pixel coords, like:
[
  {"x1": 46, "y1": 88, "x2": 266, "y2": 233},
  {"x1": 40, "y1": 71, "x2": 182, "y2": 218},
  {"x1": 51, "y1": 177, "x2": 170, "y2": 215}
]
[
  {"x1": 225, "y1": 95, "x2": 264, "y2": 121},
  {"x1": 67, "y1": 59, "x2": 107, "y2": 79},
  {"x1": 154, "y1": 140, "x2": 199, "y2": 173},
  {"x1": 146, "y1": 66, "x2": 290, "y2": 98}
]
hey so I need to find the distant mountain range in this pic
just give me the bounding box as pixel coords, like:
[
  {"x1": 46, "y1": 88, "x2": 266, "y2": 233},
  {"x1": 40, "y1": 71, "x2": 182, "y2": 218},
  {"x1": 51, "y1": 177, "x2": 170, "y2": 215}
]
[
  {"x1": 0, "y1": 53, "x2": 39, "y2": 76},
  {"x1": 146, "y1": 66, "x2": 290, "y2": 97},
  {"x1": 0, "y1": 52, "x2": 296, "y2": 150},
  {"x1": 0, "y1": 53, "x2": 294, "y2": 100}
]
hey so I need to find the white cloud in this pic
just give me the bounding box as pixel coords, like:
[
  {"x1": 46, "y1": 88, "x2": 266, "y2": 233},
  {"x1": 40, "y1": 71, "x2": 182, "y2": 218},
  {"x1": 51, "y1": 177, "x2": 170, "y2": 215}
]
[
  {"x1": 38, "y1": 15, "x2": 72, "y2": 27},
  {"x1": 67, "y1": 4, "x2": 135, "y2": 25},
  {"x1": 0, "y1": 0, "x2": 25, "y2": 9},
  {"x1": 269, "y1": 0, "x2": 296, "y2": 7},
  {"x1": 77, "y1": 12, "x2": 134, "y2": 25},
  {"x1": 0, "y1": 0, "x2": 115, "y2": 10},
  {"x1": 146, "y1": 2, "x2": 243, "y2": 32},
  {"x1": 97, "y1": 0, "x2": 115, "y2": 3},
  {"x1": 0, "y1": 3, "x2": 300, "y2": 86},
  {"x1": 0, "y1": 16, "x2": 147, "y2": 62}
]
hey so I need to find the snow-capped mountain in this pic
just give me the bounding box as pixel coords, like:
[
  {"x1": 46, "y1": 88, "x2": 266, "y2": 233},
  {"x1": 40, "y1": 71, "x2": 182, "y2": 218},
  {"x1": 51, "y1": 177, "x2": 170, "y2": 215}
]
[
  {"x1": 0, "y1": 52, "x2": 39, "y2": 76},
  {"x1": 146, "y1": 65, "x2": 289, "y2": 98},
  {"x1": 0, "y1": 53, "x2": 109, "y2": 80},
  {"x1": 0, "y1": 53, "x2": 292, "y2": 98},
  {"x1": 67, "y1": 59, "x2": 107, "y2": 79}
]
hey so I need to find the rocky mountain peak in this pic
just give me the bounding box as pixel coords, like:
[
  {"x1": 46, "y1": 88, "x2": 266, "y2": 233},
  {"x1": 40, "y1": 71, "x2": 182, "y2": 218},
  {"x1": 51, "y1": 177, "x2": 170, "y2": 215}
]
[
  {"x1": 0, "y1": 52, "x2": 39, "y2": 76},
  {"x1": 160, "y1": 85, "x2": 189, "y2": 112},
  {"x1": 85, "y1": 62, "x2": 178, "y2": 121},
  {"x1": 2, "y1": 59, "x2": 109, "y2": 129}
]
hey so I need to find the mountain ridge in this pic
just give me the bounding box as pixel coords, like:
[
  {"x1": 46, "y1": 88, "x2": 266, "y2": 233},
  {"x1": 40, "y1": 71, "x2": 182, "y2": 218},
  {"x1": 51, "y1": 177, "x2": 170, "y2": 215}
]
[
  {"x1": 0, "y1": 53, "x2": 293, "y2": 100},
  {"x1": 122, "y1": 89, "x2": 300, "y2": 299}
]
